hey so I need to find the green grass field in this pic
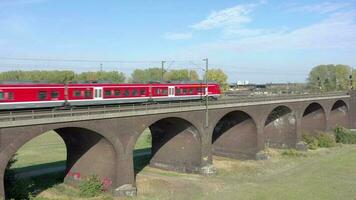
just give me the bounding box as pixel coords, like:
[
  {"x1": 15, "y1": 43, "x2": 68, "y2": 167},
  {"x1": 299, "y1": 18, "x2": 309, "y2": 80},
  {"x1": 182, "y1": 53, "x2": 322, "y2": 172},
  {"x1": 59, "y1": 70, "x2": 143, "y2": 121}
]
[
  {"x1": 8, "y1": 131, "x2": 356, "y2": 200},
  {"x1": 11, "y1": 131, "x2": 67, "y2": 169},
  {"x1": 11, "y1": 129, "x2": 152, "y2": 170}
]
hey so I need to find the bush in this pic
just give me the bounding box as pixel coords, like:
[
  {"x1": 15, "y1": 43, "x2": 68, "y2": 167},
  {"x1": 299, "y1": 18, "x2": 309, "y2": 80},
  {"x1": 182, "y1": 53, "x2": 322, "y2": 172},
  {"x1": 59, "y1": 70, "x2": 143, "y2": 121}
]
[
  {"x1": 302, "y1": 132, "x2": 336, "y2": 149},
  {"x1": 6, "y1": 179, "x2": 35, "y2": 200},
  {"x1": 302, "y1": 134, "x2": 319, "y2": 150},
  {"x1": 79, "y1": 175, "x2": 104, "y2": 198},
  {"x1": 317, "y1": 133, "x2": 336, "y2": 148},
  {"x1": 281, "y1": 149, "x2": 305, "y2": 157},
  {"x1": 334, "y1": 126, "x2": 356, "y2": 144}
]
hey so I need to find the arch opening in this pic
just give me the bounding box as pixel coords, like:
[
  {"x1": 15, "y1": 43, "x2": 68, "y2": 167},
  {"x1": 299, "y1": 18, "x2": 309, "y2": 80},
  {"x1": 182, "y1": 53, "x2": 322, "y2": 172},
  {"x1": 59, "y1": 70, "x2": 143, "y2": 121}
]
[
  {"x1": 4, "y1": 131, "x2": 67, "y2": 199},
  {"x1": 3, "y1": 127, "x2": 116, "y2": 199},
  {"x1": 330, "y1": 100, "x2": 349, "y2": 128},
  {"x1": 301, "y1": 103, "x2": 327, "y2": 136},
  {"x1": 264, "y1": 106, "x2": 296, "y2": 148},
  {"x1": 134, "y1": 117, "x2": 202, "y2": 175},
  {"x1": 212, "y1": 111, "x2": 258, "y2": 159}
]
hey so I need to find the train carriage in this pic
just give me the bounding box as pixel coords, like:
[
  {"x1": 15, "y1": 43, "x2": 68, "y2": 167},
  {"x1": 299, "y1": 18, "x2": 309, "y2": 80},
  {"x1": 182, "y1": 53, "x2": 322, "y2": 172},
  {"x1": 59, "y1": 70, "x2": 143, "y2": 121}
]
[{"x1": 0, "y1": 82, "x2": 221, "y2": 110}]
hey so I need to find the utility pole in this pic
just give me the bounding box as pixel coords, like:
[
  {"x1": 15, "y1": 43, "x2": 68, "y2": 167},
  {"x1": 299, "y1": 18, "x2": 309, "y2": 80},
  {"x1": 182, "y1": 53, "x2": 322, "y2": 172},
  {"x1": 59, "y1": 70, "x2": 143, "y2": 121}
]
[
  {"x1": 350, "y1": 74, "x2": 353, "y2": 90},
  {"x1": 161, "y1": 61, "x2": 166, "y2": 82},
  {"x1": 100, "y1": 63, "x2": 103, "y2": 72},
  {"x1": 203, "y1": 58, "x2": 209, "y2": 128},
  {"x1": 317, "y1": 77, "x2": 321, "y2": 92}
]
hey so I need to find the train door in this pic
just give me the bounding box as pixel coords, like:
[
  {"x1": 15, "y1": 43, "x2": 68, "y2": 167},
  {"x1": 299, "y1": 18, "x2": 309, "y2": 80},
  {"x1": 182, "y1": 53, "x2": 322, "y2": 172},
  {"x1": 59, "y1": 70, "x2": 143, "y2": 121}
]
[
  {"x1": 94, "y1": 87, "x2": 103, "y2": 100},
  {"x1": 168, "y1": 86, "x2": 175, "y2": 97}
]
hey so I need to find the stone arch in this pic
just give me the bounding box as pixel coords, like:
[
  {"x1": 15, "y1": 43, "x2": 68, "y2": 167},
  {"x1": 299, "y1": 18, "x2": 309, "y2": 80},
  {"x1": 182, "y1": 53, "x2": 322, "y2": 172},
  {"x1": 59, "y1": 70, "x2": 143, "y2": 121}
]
[
  {"x1": 1, "y1": 126, "x2": 117, "y2": 198},
  {"x1": 329, "y1": 100, "x2": 350, "y2": 128},
  {"x1": 212, "y1": 110, "x2": 258, "y2": 159},
  {"x1": 133, "y1": 117, "x2": 202, "y2": 174},
  {"x1": 301, "y1": 102, "x2": 327, "y2": 135},
  {"x1": 264, "y1": 105, "x2": 297, "y2": 148}
]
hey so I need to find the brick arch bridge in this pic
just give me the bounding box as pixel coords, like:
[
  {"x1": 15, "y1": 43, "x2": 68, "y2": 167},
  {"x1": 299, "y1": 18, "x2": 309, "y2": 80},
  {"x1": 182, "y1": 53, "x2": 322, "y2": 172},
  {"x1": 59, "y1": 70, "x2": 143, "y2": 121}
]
[{"x1": 0, "y1": 92, "x2": 354, "y2": 198}]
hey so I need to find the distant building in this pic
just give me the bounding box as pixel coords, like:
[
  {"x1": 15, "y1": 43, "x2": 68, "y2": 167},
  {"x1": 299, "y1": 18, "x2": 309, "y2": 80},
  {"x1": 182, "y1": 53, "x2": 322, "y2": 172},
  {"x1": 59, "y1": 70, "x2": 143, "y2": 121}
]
[{"x1": 227, "y1": 82, "x2": 306, "y2": 96}]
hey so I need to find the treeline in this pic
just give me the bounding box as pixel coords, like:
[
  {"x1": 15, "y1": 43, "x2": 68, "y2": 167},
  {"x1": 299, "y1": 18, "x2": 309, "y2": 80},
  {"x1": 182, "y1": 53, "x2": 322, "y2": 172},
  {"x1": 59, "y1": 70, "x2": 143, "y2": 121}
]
[
  {"x1": 0, "y1": 70, "x2": 126, "y2": 83},
  {"x1": 0, "y1": 68, "x2": 229, "y2": 90},
  {"x1": 307, "y1": 64, "x2": 355, "y2": 92}
]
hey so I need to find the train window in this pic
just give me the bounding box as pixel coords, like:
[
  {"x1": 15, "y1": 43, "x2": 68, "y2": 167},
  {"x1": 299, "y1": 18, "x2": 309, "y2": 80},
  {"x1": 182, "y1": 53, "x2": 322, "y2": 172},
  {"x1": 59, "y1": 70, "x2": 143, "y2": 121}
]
[
  {"x1": 51, "y1": 91, "x2": 59, "y2": 98},
  {"x1": 85, "y1": 90, "x2": 92, "y2": 98},
  {"x1": 154, "y1": 88, "x2": 159, "y2": 95},
  {"x1": 114, "y1": 90, "x2": 121, "y2": 96},
  {"x1": 105, "y1": 90, "x2": 112, "y2": 96},
  {"x1": 8, "y1": 92, "x2": 14, "y2": 100},
  {"x1": 140, "y1": 89, "x2": 146, "y2": 96},
  {"x1": 132, "y1": 89, "x2": 138, "y2": 96},
  {"x1": 162, "y1": 89, "x2": 168, "y2": 95},
  {"x1": 197, "y1": 88, "x2": 202, "y2": 93},
  {"x1": 38, "y1": 91, "x2": 47, "y2": 100},
  {"x1": 74, "y1": 90, "x2": 81, "y2": 97},
  {"x1": 0, "y1": 92, "x2": 3, "y2": 100},
  {"x1": 183, "y1": 88, "x2": 188, "y2": 95},
  {"x1": 124, "y1": 89, "x2": 130, "y2": 96},
  {"x1": 190, "y1": 89, "x2": 195, "y2": 95},
  {"x1": 176, "y1": 89, "x2": 180, "y2": 95}
]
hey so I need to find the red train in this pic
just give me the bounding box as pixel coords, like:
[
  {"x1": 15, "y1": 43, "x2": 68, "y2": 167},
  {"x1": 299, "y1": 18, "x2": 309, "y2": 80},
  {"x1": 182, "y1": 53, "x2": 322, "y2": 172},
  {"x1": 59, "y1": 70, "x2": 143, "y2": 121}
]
[{"x1": 0, "y1": 83, "x2": 221, "y2": 110}]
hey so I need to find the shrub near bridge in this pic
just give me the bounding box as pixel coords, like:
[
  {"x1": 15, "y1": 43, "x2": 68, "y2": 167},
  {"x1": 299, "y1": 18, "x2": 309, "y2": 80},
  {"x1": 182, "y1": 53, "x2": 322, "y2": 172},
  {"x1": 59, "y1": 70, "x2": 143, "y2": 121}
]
[
  {"x1": 79, "y1": 175, "x2": 104, "y2": 198},
  {"x1": 334, "y1": 126, "x2": 356, "y2": 144},
  {"x1": 302, "y1": 131, "x2": 336, "y2": 150}
]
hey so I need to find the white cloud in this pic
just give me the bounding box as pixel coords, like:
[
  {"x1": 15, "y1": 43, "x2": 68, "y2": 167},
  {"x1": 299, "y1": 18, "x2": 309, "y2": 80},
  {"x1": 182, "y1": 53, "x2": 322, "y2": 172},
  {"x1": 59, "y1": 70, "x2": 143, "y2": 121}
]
[
  {"x1": 189, "y1": 1, "x2": 269, "y2": 39},
  {"x1": 163, "y1": 32, "x2": 192, "y2": 40},
  {"x1": 198, "y1": 10, "x2": 356, "y2": 52},
  {"x1": 190, "y1": 4, "x2": 254, "y2": 30},
  {"x1": 223, "y1": 28, "x2": 271, "y2": 38},
  {"x1": 288, "y1": 2, "x2": 350, "y2": 14}
]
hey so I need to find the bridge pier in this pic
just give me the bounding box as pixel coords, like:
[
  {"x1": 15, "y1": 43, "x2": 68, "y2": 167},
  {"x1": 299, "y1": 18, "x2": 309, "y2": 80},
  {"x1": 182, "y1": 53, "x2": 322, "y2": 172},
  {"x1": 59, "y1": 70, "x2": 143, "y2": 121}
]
[{"x1": 113, "y1": 154, "x2": 137, "y2": 196}]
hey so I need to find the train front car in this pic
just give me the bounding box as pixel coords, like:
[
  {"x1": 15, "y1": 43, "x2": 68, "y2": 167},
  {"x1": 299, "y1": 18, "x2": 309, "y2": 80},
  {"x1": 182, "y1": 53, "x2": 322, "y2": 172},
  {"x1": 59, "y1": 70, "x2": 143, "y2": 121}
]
[
  {"x1": 0, "y1": 83, "x2": 65, "y2": 110},
  {"x1": 208, "y1": 83, "x2": 222, "y2": 100}
]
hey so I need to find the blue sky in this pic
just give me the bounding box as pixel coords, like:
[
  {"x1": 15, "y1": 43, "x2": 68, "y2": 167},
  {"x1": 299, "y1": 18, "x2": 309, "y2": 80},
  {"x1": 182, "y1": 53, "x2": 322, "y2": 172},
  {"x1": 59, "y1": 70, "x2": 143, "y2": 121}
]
[{"x1": 0, "y1": 0, "x2": 356, "y2": 83}]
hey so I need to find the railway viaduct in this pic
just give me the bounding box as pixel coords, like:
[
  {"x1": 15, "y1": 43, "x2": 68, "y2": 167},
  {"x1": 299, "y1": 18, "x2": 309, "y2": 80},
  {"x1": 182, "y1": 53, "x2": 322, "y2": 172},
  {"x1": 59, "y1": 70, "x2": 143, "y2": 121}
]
[{"x1": 0, "y1": 91, "x2": 355, "y2": 198}]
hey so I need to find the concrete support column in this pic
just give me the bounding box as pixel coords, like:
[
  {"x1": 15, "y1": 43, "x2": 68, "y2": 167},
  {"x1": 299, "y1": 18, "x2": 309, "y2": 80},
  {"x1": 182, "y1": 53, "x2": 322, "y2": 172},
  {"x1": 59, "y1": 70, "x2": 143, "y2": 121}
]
[
  {"x1": 113, "y1": 153, "x2": 137, "y2": 197},
  {"x1": 199, "y1": 127, "x2": 216, "y2": 176},
  {"x1": 295, "y1": 112, "x2": 303, "y2": 142},
  {"x1": 325, "y1": 109, "x2": 331, "y2": 132},
  {"x1": 256, "y1": 124, "x2": 265, "y2": 151},
  {"x1": 349, "y1": 91, "x2": 356, "y2": 129}
]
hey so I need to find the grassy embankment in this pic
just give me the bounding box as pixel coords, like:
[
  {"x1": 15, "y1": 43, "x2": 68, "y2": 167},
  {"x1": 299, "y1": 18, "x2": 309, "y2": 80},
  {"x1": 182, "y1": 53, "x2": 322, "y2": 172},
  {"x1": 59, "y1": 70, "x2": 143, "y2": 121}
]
[{"x1": 8, "y1": 130, "x2": 356, "y2": 200}]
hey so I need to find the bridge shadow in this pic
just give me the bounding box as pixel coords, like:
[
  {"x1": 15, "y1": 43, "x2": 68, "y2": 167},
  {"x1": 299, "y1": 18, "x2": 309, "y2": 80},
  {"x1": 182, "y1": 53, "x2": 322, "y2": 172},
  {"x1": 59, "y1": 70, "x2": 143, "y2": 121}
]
[
  {"x1": 133, "y1": 148, "x2": 152, "y2": 175},
  {"x1": 5, "y1": 161, "x2": 66, "y2": 199}
]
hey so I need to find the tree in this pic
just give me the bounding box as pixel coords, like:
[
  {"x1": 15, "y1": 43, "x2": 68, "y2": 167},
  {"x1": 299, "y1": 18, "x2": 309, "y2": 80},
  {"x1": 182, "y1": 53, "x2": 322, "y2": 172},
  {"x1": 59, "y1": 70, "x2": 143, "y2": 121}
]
[
  {"x1": 75, "y1": 71, "x2": 125, "y2": 83},
  {"x1": 0, "y1": 70, "x2": 125, "y2": 83},
  {"x1": 164, "y1": 69, "x2": 199, "y2": 81},
  {"x1": 131, "y1": 68, "x2": 165, "y2": 83},
  {"x1": 205, "y1": 69, "x2": 228, "y2": 92},
  {"x1": 0, "y1": 70, "x2": 76, "y2": 83},
  {"x1": 307, "y1": 64, "x2": 352, "y2": 92}
]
